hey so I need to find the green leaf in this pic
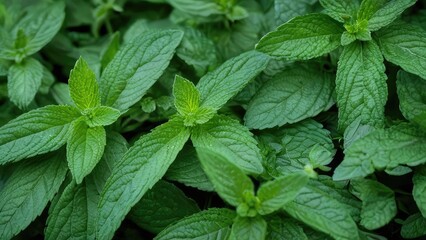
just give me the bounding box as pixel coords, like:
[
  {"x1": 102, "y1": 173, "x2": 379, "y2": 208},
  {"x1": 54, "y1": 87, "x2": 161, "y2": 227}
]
[
  {"x1": 283, "y1": 181, "x2": 360, "y2": 240},
  {"x1": 401, "y1": 213, "x2": 426, "y2": 239},
  {"x1": 230, "y1": 216, "x2": 267, "y2": 240},
  {"x1": 45, "y1": 132, "x2": 127, "y2": 240},
  {"x1": 351, "y1": 179, "x2": 397, "y2": 230},
  {"x1": 68, "y1": 57, "x2": 101, "y2": 110},
  {"x1": 155, "y1": 208, "x2": 235, "y2": 240},
  {"x1": 336, "y1": 40, "x2": 387, "y2": 131},
  {"x1": 97, "y1": 118, "x2": 190, "y2": 240},
  {"x1": 196, "y1": 50, "x2": 269, "y2": 110},
  {"x1": 256, "y1": 13, "x2": 344, "y2": 60},
  {"x1": 275, "y1": 0, "x2": 317, "y2": 25},
  {"x1": 363, "y1": 0, "x2": 417, "y2": 31},
  {"x1": 334, "y1": 123, "x2": 426, "y2": 180},
  {"x1": 357, "y1": 0, "x2": 387, "y2": 22},
  {"x1": 320, "y1": 0, "x2": 359, "y2": 23},
  {"x1": 266, "y1": 215, "x2": 308, "y2": 240},
  {"x1": 413, "y1": 165, "x2": 426, "y2": 217},
  {"x1": 197, "y1": 148, "x2": 254, "y2": 208},
  {"x1": 7, "y1": 58, "x2": 43, "y2": 108},
  {"x1": 377, "y1": 22, "x2": 426, "y2": 80},
  {"x1": 101, "y1": 32, "x2": 121, "y2": 71},
  {"x1": 0, "y1": 105, "x2": 81, "y2": 164},
  {"x1": 191, "y1": 115, "x2": 264, "y2": 174},
  {"x1": 0, "y1": 151, "x2": 67, "y2": 240},
  {"x1": 100, "y1": 30, "x2": 183, "y2": 112},
  {"x1": 67, "y1": 121, "x2": 106, "y2": 184},
  {"x1": 129, "y1": 180, "x2": 200, "y2": 234},
  {"x1": 84, "y1": 106, "x2": 121, "y2": 127},
  {"x1": 167, "y1": 0, "x2": 222, "y2": 17},
  {"x1": 397, "y1": 70, "x2": 426, "y2": 122},
  {"x1": 245, "y1": 65, "x2": 334, "y2": 129},
  {"x1": 343, "y1": 118, "x2": 375, "y2": 149},
  {"x1": 257, "y1": 173, "x2": 309, "y2": 215}
]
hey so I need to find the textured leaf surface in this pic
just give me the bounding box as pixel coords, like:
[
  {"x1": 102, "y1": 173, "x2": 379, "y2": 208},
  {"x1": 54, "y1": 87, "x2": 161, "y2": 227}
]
[
  {"x1": 256, "y1": 13, "x2": 344, "y2": 60},
  {"x1": 336, "y1": 40, "x2": 387, "y2": 131},
  {"x1": 129, "y1": 180, "x2": 200, "y2": 234},
  {"x1": 267, "y1": 216, "x2": 308, "y2": 240},
  {"x1": 173, "y1": 75, "x2": 200, "y2": 116},
  {"x1": 413, "y1": 166, "x2": 426, "y2": 218},
  {"x1": 351, "y1": 179, "x2": 397, "y2": 230},
  {"x1": 68, "y1": 57, "x2": 100, "y2": 110},
  {"x1": 196, "y1": 51, "x2": 269, "y2": 110},
  {"x1": 401, "y1": 213, "x2": 426, "y2": 239},
  {"x1": 366, "y1": 0, "x2": 417, "y2": 31},
  {"x1": 245, "y1": 65, "x2": 334, "y2": 129},
  {"x1": 397, "y1": 70, "x2": 426, "y2": 121},
  {"x1": 320, "y1": 0, "x2": 359, "y2": 22},
  {"x1": 0, "y1": 105, "x2": 81, "y2": 164},
  {"x1": 100, "y1": 30, "x2": 183, "y2": 111},
  {"x1": 67, "y1": 121, "x2": 106, "y2": 184},
  {"x1": 85, "y1": 106, "x2": 121, "y2": 127},
  {"x1": 231, "y1": 216, "x2": 267, "y2": 240},
  {"x1": 198, "y1": 148, "x2": 253, "y2": 207},
  {"x1": 155, "y1": 208, "x2": 235, "y2": 240},
  {"x1": 274, "y1": 0, "x2": 317, "y2": 25},
  {"x1": 283, "y1": 181, "x2": 359, "y2": 240},
  {"x1": 0, "y1": 152, "x2": 67, "y2": 239},
  {"x1": 7, "y1": 58, "x2": 43, "y2": 108},
  {"x1": 191, "y1": 115, "x2": 263, "y2": 174},
  {"x1": 97, "y1": 118, "x2": 190, "y2": 239},
  {"x1": 377, "y1": 22, "x2": 426, "y2": 80},
  {"x1": 334, "y1": 123, "x2": 426, "y2": 180}
]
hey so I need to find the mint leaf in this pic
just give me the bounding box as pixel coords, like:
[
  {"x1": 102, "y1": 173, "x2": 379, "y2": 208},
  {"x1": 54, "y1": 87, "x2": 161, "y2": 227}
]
[
  {"x1": 256, "y1": 13, "x2": 344, "y2": 60},
  {"x1": 230, "y1": 216, "x2": 267, "y2": 240},
  {"x1": 357, "y1": 0, "x2": 387, "y2": 22},
  {"x1": 0, "y1": 151, "x2": 67, "y2": 240},
  {"x1": 197, "y1": 148, "x2": 254, "y2": 208},
  {"x1": 413, "y1": 166, "x2": 426, "y2": 217},
  {"x1": 101, "y1": 32, "x2": 121, "y2": 71},
  {"x1": 7, "y1": 57, "x2": 43, "y2": 108},
  {"x1": 67, "y1": 121, "x2": 106, "y2": 184},
  {"x1": 364, "y1": 0, "x2": 417, "y2": 31},
  {"x1": 334, "y1": 123, "x2": 426, "y2": 180},
  {"x1": 129, "y1": 180, "x2": 200, "y2": 234},
  {"x1": 191, "y1": 115, "x2": 263, "y2": 174},
  {"x1": 167, "y1": 0, "x2": 222, "y2": 17},
  {"x1": 0, "y1": 105, "x2": 81, "y2": 164},
  {"x1": 267, "y1": 216, "x2": 308, "y2": 240},
  {"x1": 173, "y1": 75, "x2": 200, "y2": 116},
  {"x1": 320, "y1": 0, "x2": 359, "y2": 23},
  {"x1": 84, "y1": 106, "x2": 121, "y2": 127},
  {"x1": 401, "y1": 213, "x2": 426, "y2": 239},
  {"x1": 155, "y1": 208, "x2": 235, "y2": 240},
  {"x1": 100, "y1": 30, "x2": 183, "y2": 112},
  {"x1": 275, "y1": 0, "x2": 316, "y2": 25},
  {"x1": 343, "y1": 118, "x2": 375, "y2": 149},
  {"x1": 68, "y1": 57, "x2": 101, "y2": 110},
  {"x1": 257, "y1": 173, "x2": 309, "y2": 215},
  {"x1": 283, "y1": 181, "x2": 359, "y2": 240},
  {"x1": 397, "y1": 70, "x2": 426, "y2": 121},
  {"x1": 377, "y1": 22, "x2": 426, "y2": 80},
  {"x1": 245, "y1": 65, "x2": 334, "y2": 129},
  {"x1": 196, "y1": 50, "x2": 269, "y2": 110},
  {"x1": 336, "y1": 40, "x2": 387, "y2": 131},
  {"x1": 97, "y1": 118, "x2": 190, "y2": 239},
  {"x1": 351, "y1": 179, "x2": 397, "y2": 230}
]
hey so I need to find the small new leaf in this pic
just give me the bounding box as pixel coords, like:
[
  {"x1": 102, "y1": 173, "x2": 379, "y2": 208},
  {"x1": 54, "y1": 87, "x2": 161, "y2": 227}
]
[
  {"x1": 230, "y1": 216, "x2": 267, "y2": 240},
  {"x1": 173, "y1": 75, "x2": 200, "y2": 116},
  {"x1": 83, "y1": 106, "x2": 121, "y2": 127}
]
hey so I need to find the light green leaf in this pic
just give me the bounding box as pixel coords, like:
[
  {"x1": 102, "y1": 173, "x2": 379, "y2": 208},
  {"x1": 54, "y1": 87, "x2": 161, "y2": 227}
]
[
  {"x1": 283, "y1": 181, "x2": 359, "y2": 240},
  {"x1": 343, "y1": 118, "x2": 375, "y2": 149},
  {"x1": 167, "y1": 0, "x2": 222, "y2": 17},
  {"x1": 351, "y1": 179, "x2": 397, "y2": 230},
  {"x1": 196, "y1": 50, "x2": 269, "y2": 110},
  {"x1": 45, "y1": 132, "x2": 127, "y2": 240},
  {"x1": 129, "y1": 180, "x2": 200, "y2": 234},
  {"x1": 357, "y1": 0, "x2": 387, "y2": 22},
  {"x1": 401, "y1": 213, "x2": 426, "y2": 239},
  {"x1": 7, "y1": 58, "x2": 43, "y2": 108},
  {"x1": 51, "y1": 83, "x2": 73, "y2": 105},
  {"x1": 413, "y1": 165, "x2": 426, "y2": 218},
  {"x1": 155, "y1": 208, "x2": 235, "y2": 240},
  {"x1": 245, "y1": 65, "x2": 334, "y2": 129},
  {"x1": 256, "y1": 13, "x2": 344, "y2": 60},
  {"x1": 173, "y1": 75, "x2": 203, "y2": 124},
  {"x1": 100, "y1": 30, "x2": 183, "y2": 112},
  {"x1": 377, "y1": 22, "x2": 426, "y2": 80},
  {"x1": 336, "y1": 40, "x2": 387, "y2": 131},
  {"x1": 267, "y1": 215, "x2": 308, "y2": 240},
  {"x1": 84, "y1": 106, "x2": 121, "y2": 127},
  {"x1": 334, "y1": 123, "x2": 426, "y2": 180},
  {"x1": 197, "y1": 148, "x2": 254, "y2": 208},
  {"x1": 0, "y1": 105, "x2": 81, "y2": 164},
  {"x1": 67, "y1": 121, "x2": 106, "y2": 184},
  {"x1": 97, "y1": 118, "x2": 190, "y2": 240},
  {"x1": 231, "y1": 216, "x2": 267, "y2": 240},
  {"x1": 320, "y1": 0, "x2": 359, "y2": 23},
  {"x1": 68, "y1": 57, "x2": 101, "y2": 110},
  {"x1": 385, "y1": 165, "x2": 412, "y2": 176},
  {"x1": 257, "y1": 173, "x2": 309, "y2": 215},
  {"x1": 191, "y1": 115, "x2": 264, "y2": 175},
  {"x1": 397, "y1": 70, "x2": 426, "y2": 122},
  {"x1": 0, "y1": 151, "x2": 67, "y2": 240},
  {"x1": 275, "y1": 0, "x2": 317, "y2": 25},
  {"x1": 365, "y1": 0, "x2": 417, "y2": 31}
]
